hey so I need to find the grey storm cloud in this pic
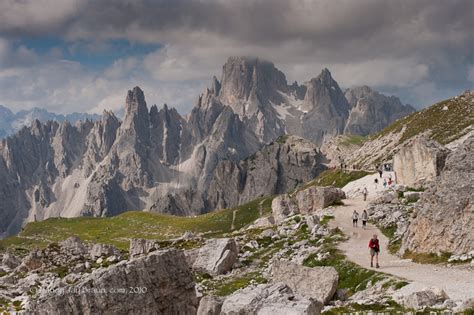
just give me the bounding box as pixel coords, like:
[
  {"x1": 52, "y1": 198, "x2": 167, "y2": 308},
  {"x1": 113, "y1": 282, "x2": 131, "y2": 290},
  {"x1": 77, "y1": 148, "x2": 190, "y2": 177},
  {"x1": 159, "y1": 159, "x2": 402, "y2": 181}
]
[{"x1": 0, "y1": 0, "x2": 472, "y2": 113}]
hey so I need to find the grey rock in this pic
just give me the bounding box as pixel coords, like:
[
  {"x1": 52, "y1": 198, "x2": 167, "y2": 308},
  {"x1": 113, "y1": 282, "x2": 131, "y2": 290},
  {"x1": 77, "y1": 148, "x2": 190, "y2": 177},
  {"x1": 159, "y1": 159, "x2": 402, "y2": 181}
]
[
  {"x1": 60, "y1": 236, "x2": 87, "y2": 256},
  {"x1": 28, "y1": 249, "x2": 198, "y2": 314},
  {"x1": 294, "y1": 187, "x2": 345, "y2": 214},
  {"x1": 403, "y1": 288, "x2": 449, "y2": 309},
  {"x1": 393, "y1": 135, "x2": 450, "y2": 187},
  {"x1": 192, "y1": 238, "x2": 238, "y2": 275},
  {"x1": 402, "y1": 135, "x2": 474, "y2": 254},
  {"x1": 270, "y1": 260, "x2": 338, "y2": 304},
  {"x1": 305, "y1": 215, "x2": 320, "y2": 231},
  {"x1": 220, "y1": 283, "x2": 322, "y2": 315},
  {"x1": 129, "y1": 238, "x2": 158, "y2": 257},
  {"x1": 89, "y1": 243, "x2": 120, "y2": 259}
]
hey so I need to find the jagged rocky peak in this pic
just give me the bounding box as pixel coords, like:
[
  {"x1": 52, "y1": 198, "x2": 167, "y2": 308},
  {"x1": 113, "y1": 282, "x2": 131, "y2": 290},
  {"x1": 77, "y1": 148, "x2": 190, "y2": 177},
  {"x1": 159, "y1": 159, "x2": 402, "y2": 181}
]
[
  {"x1": 120, "y1": 86, "x2": 150, "y2": 141},
  {"x1": 218, "y1": 57, "x2": 288, "y2": 113},
  {"x1": 343, "y1": 85, "x2": 415, "y2": 136},
  {"x1": 303, "y1": 68, "x2": 349, "y2": 114}
]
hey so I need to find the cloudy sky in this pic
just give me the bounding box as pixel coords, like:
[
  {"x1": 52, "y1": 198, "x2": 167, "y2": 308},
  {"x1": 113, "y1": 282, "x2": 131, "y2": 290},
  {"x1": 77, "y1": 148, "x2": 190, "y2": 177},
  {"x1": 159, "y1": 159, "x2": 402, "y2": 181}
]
[{"x1": 0, "y1": 0, "x2": 473, "y2": 114}]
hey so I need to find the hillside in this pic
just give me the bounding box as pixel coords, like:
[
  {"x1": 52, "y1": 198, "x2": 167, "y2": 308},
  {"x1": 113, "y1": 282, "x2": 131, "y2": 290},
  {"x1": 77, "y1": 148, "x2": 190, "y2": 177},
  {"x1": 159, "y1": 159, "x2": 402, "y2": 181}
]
[{"x1": 323, "y1": 90, "x2": 474, "y2": 169}]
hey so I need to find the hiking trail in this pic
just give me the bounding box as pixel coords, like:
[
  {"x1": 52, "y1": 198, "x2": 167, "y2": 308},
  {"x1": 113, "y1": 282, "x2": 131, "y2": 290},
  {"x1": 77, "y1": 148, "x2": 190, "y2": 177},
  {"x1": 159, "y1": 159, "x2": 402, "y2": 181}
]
[{"x1": 329, "y1": 173, "x2": 474, "y2": 301}]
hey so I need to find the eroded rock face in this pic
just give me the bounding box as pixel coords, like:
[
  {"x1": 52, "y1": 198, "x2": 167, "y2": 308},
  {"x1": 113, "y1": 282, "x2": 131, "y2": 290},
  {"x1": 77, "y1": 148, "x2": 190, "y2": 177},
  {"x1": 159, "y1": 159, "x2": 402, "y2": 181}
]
[
  {"x1": 393, "y1": 135, "x2": 450, "y2": 187},
  {"x1": 220, "y1": 283, "x2": 322, "y2": 315},
  {"x1": 207, "y1": 135, "x2": 326, "y2": 211},
  {"x1": 192, "y1": 238, "x2": 238, "y2": 275},
  {"x1": 401, "y1": 135, "x2": 474, "y2": 255},
  {"x1": 270, "y1": 261, "x2": 338, "y2": 304},
  {"x1": 28, "y1": 249, "x2": 198, "y2": 314}
]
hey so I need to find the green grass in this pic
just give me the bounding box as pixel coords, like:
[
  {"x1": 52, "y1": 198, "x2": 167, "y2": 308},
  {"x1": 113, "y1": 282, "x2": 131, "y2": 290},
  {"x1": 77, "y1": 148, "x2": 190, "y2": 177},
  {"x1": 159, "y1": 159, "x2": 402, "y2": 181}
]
[
  {"x1": 371, "y1": 94, "x2": 474, "y2": 145},
  {"x1": 403, "y1": 251, "x2": 451, "y2": 264},
  {"x1": 339, "y1": 134, "x2": 367, "y2": 147},
  {"x1": 300, "y1": 169, "x2": 372, "y2": 190},
  {"x1": 0, "y1": 196, "x2": 274, "y2": 253},
  {"x1": 211, "y1": 272, "x2": 268, "y2": 296},
  {"x1": 323, "y1": 300, "x2": 409, "y2": 315}
]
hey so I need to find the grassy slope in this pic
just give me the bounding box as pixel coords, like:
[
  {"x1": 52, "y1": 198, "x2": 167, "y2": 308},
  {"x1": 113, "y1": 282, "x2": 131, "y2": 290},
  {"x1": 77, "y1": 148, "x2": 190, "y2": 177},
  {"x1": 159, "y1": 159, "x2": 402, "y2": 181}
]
[
  {"x1": 0, "y1": 197, "x2": 274, "y2": 252},
  {"x1": 371, "y1": 93, "x2": 474, "y2": 145},
  {"x1": 299, "y1": 169, "x2": 371, "y2": 190},
  {"x1": 0, "y1": 169, "x2": 369, "y2": 253}
]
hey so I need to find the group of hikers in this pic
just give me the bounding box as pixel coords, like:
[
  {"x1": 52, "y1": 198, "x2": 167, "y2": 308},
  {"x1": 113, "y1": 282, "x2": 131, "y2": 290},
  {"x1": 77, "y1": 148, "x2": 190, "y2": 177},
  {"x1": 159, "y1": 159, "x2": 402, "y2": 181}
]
[{"x1": 354, "y1": 183, "x2": 381, "y2": 268}]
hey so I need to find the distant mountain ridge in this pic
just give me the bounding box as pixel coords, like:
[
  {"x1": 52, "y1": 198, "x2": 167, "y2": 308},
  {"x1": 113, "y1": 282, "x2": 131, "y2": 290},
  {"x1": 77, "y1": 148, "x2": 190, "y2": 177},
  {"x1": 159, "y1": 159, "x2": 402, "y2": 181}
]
[
  {"x1": 0, "y1": 56, "x2": 416, "y2": 237},
  {"x1": 0, "y1": 105, "x2": 101, "y2": 138}
]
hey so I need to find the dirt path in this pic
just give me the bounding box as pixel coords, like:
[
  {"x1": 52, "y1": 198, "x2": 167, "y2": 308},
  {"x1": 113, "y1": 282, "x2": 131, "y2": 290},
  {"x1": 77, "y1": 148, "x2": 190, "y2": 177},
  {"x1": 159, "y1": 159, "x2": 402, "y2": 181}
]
[{"x1": 330, "y1": 196, "x2": 474, "y2": 301}]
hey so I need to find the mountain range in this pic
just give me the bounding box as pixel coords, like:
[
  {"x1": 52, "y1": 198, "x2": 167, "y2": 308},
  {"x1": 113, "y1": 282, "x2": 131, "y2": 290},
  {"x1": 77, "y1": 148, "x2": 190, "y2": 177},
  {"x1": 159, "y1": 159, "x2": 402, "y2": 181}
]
[
  {"x1": 0, "y1": 106, "x2": 101, "y2": 139},
  {"x1": 0, "y1": 57, "x2": 415, "y2": 237}
]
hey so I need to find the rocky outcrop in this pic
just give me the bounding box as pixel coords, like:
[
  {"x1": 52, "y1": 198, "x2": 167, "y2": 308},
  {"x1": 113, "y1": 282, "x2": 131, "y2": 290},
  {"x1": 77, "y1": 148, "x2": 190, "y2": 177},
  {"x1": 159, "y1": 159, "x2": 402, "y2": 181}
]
[
  {"x1": 192, "y1": 238, "x2": 238, "y2": 275},
  {"x1": 270, "y1": 261, "x2": 338, "y2": 304},
  {"x1": 393, "y1": 135, "x2": 450, "y2": 186},
  {"x1": 401, "y1": 135, "x2": 474, "y2": 254},
  {"x1": 295, "y1": 187, "x2": 346, "y2": 214},
  {"x1": 271, "y1": 186, "x2": 345, "y2": 224},
  {"x1": 220, "y1": 283, "x2": 322, "y2": 315},
  {"x1": 28, "y1": 249, "x2": 198, "y2": 314}
]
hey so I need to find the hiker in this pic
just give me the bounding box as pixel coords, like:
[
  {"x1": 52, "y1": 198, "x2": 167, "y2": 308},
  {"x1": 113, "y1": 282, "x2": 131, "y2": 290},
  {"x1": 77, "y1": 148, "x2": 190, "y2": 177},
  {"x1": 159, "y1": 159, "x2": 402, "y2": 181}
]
[
  {"x1": 383, "y1": 179, "x2": 387, "y2": 188},
  {"x1": 369, "y1": 234, "x2": 380, "y2": 268},
  {"x1": 362, "y1": 187, "x2": 368, "y2": 201},
  {"x1": 361, "y1": 210, "x2": 368, "y2": 229},
  {"x1": 352, "y1": 210, "x2": 359, "y2": 227},
  {"x1": 388, "y1": 178, "x2": 393, "y2": 186},
  {"x1": 378, "y1": 169, "x2": 383, "y2": 178},
  {"x1": 374, "y1": 178, "x2": 378, "y2": 189}
]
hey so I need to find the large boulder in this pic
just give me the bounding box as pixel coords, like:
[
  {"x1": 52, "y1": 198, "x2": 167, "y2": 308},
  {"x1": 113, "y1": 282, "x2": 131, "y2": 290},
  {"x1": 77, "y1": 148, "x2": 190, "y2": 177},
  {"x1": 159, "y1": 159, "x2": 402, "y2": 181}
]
[
  {"x1": 401, "y1": 135, "x2": 474, "y2": 254},
  {"x1": 402, "y1": 288, "x2": 449, "y2": 309},
  {"x1": 28, "y1": 249, "x2": 198, "y2": 314},
  {"x1": 192, "y1": 238, "x2": 238, "y2": 275},
  {"x1": 89, "y1": 243, "x2": 121, "y2": 259},
  {"x1": 270, "y1": 261, "x2": 338, "y2": 304},
  {"x1": 272, "y1": 195, "x2": 298, "y2": 224},
  {"x1": 393, "y1": 135, "x2": 449, "y2": 186},
  {"x1": 271, "y1": 187, "x2": 345, "y2": 224},
  {"x1": 295, "y1": 187, "x2": 345, "y2": 214},
  {"x1": 220, "y1": 283, "x2": 322, "y2": 315},
  {"x1": 129, "y1": 238, "x2": 159, "y2": 257},
  {"x1": 60, "y1": 236, "x2": 87, "y2": 256}
]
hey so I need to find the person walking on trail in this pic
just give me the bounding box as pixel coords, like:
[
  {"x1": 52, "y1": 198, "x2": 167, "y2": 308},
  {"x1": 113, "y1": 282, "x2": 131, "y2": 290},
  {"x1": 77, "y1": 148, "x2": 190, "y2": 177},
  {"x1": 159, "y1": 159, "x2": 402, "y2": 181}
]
[
  {"x1": 362, "y1": 187, "x2": 368, "y2": 201},
  {"x1": 378, "y1": 169, "x2": 383, "y2": 178},
  {"x1": 352, "y1": 210, "x2": 359, "y2": 227},
  {"x1": 361, "y1": 210, "x2": 368, "y2": 229},
  {"x1": 383, "y1": 179, "x2": 387, "y2": 188},
  {"x1": 369, "y1": 234, "x2": 380, "y2": 268}
]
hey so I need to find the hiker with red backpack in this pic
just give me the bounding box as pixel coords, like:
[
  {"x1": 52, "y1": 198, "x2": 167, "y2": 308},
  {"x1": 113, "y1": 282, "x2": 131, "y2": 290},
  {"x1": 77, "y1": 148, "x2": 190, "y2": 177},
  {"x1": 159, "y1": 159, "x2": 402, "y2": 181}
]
[{"x1": 369, "y1": 234, "x2": 380, "y2": 268}]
